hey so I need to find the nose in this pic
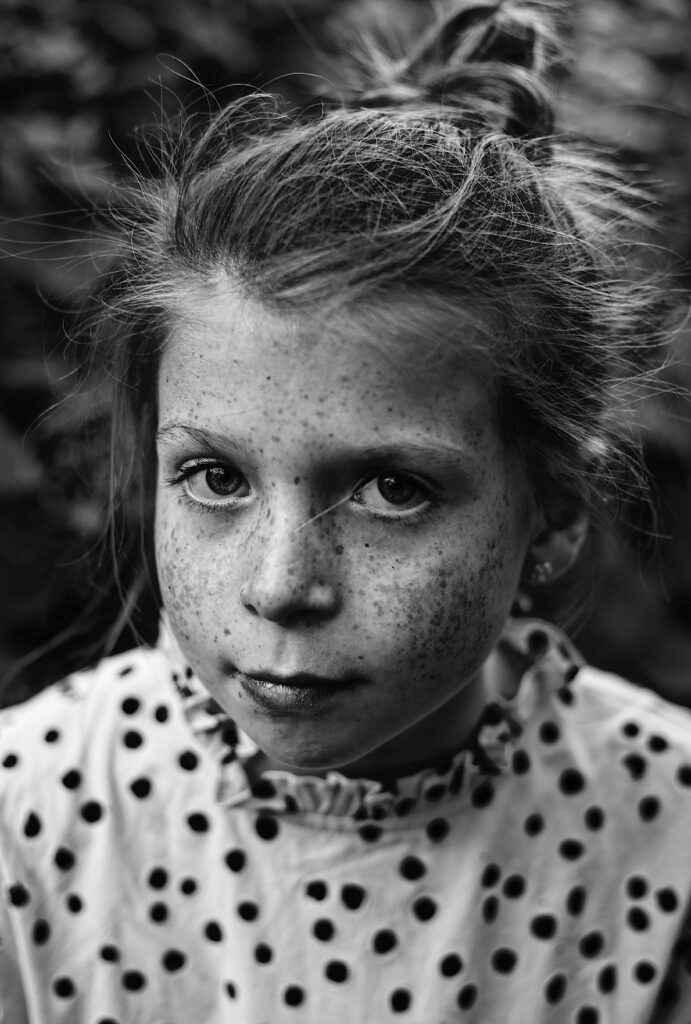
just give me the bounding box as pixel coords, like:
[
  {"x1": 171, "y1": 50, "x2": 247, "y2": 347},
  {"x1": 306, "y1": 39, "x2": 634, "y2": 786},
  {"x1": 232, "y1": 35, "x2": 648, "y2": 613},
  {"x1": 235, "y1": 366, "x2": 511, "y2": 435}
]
[{"x1": 239, "y1": 510, "x2": 341, "y2": 625}]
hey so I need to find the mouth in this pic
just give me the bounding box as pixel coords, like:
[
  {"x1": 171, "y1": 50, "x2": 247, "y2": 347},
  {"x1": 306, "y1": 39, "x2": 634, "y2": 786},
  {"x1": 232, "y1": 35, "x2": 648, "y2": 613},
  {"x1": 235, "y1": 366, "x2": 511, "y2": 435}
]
[{"x1": 235, "y1": 670, "x2": 364, "y2": 715}]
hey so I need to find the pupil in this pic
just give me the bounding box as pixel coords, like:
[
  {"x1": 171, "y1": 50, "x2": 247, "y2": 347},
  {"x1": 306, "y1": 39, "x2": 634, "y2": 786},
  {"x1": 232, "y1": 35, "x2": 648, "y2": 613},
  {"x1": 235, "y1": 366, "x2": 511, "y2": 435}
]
[
  {"x1": 205, "y1": 467, "x2": 240, "y2": 496},
  {"x1": 378, "y1": 475, "x2": 417, "y2": 505}
]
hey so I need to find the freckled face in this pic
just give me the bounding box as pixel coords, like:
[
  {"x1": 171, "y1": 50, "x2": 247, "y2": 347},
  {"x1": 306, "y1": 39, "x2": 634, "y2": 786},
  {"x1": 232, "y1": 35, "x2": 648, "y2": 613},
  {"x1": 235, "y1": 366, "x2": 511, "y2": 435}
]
[{"x1": 155, "y1": 282, "x2": 537, "y2": 778}]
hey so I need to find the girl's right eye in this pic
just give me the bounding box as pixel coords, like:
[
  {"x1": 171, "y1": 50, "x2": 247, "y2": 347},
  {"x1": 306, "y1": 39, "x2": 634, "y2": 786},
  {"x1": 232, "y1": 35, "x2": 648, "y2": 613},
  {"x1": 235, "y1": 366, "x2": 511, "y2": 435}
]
[{"x1": 177, "y1": 462, "x2": 250, "y2": 506}]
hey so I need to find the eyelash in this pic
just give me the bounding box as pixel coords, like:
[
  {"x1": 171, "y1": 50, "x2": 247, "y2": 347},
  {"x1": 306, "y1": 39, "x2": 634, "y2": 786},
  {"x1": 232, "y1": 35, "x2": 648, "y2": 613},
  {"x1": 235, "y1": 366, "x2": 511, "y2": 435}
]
[{"x1": 166, "y1": 459, "x2": 439, "y2": 522}]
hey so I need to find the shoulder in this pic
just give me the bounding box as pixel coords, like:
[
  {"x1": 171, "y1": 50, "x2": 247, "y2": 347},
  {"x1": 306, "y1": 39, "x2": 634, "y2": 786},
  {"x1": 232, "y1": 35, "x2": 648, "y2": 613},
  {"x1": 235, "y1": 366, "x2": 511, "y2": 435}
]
[
  {"x1": 509, "y1": 619, "x2": 691, "y2": 845},
  {"x1": 0, "y1": 644, "x2": 193, "y2": 815}
]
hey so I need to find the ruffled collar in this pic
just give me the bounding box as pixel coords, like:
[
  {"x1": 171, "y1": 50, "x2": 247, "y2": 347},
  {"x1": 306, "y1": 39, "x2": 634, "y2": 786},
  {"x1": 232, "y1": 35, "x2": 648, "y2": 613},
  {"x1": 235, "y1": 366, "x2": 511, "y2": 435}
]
[{"x1": 157, "y1": 617, "x2": 582, "y2": 821}]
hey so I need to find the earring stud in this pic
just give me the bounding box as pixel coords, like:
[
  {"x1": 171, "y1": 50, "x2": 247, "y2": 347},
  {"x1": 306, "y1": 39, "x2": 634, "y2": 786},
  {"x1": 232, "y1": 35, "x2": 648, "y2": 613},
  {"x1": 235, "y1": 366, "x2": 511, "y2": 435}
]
[{"x1": 530, "y1": 561, "x2": 554, "y2": 585}]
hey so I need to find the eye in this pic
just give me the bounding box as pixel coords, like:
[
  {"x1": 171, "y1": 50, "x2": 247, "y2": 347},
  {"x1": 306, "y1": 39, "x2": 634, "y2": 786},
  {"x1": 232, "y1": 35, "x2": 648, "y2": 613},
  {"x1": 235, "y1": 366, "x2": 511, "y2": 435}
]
[
  {"x1": 352, "y1": 473, "x2": 430, "y2": 514},
  {"x1": 180, "y1": 462, "x2": 250, "y2": 504}
]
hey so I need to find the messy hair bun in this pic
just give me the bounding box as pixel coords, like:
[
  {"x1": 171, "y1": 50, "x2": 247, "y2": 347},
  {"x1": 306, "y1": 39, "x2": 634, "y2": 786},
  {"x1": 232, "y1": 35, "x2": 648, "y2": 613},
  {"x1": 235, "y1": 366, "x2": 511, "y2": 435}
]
[
  {"x1": 340, "y1": 0, "x2": 557, "y2": 148},
  {"x1": 76, "y1": 0, "x2": 676, "y2": 651}
]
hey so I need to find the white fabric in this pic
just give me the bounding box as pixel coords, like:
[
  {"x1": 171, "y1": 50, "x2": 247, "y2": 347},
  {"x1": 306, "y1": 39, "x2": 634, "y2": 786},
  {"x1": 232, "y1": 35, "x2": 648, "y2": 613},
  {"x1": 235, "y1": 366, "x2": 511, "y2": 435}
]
[{"x1": 0, "y1": 619, "x2": 690, "y2": 1023}]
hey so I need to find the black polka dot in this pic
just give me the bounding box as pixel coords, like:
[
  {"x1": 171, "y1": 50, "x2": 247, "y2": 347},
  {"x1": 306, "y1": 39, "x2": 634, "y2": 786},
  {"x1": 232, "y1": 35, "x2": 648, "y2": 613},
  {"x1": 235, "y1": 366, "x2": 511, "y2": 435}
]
[
  {"x1": 313, "y1": 918, "x2": 335, "y2": 941},
  {"x1": 53, "y1": 976, "x2": 76, "y2": 998},
  {"x1": 440, "y1": 953, "x2": 463, "y2": 977},
  {"x1": 531, "y1": 914, "x2": 558, "y2": 939},
  {"x1": 100, "y1": 945, "x2": 120, "y2": 962},
  {"x1": 648, "y1": 734, "x2": 668, "y2": 753},
  {"x1": 559, "y1": 768, "x2": 586, "y2": 795},
  {"x1": 399, "y1": 855, "x2": 426, "y2": 881},
  {"x1": 492, "y1": 947, "x2": 518, "y2": 973},
  {"x1": 544, "y1": 973, "x2": 567, "y2": 1004},
  {"x1": 579, "y1": 931, "x2": 605, "y2": 957},
  {"x1": 121, "y1": 697, "x2": 140, "y2": 715},
  {"x1": 2, "y1": 753, "x2": 19, "y2": 768},
  {"x1": 237, "y1": 901, "x2": 259, "y2": 921},
  {"x1": 80, "y1": 800, "x2": 103, "y2": 823},
  {"x1": 9, "y1": 883, "x2": 30, "y2": 907},
  {"x1": 426, "y1": 817, "x2": 450, "y2": 842},
  {"x1": 283, "y1": 985, "x2": 305, "y2": 1006},
  {"x1": 147, "y1": 867, "x2": 168, "y2": 890},
  {"x1": 576, "y1": 1007, "x2": 599, "y2": 1024},
  {"x1": 305, "y1": 879, "x2": 327, "y2": 900},
  {"x1": 677, "y1": 764, "x2": 691, "y2": 786},
  {"x1": 528, "y1": 629, "x2": 549, "y2": 655},
  {"x1": 628, "y1": 907, "x2": 650, "y2": 931},
  {"x1": 123, "y1": 730, "x2": 143, "y2": 749},
  {"x1": 481, "y1": 863, "x2": 501, "y2": 888},
  {"x1": 634, "y1": 960, "x2": 657, "y2": 984},
  {"x1": 503, "y1": 874, "x2": 526, "y2": 898},
  {"x1": 254, "y1": 943, "x2": 273, "y2": 964},
  {"x1": 325, "y1": 960, "x2": 349, "y2": 983},
  {"x1": 512, "y1": 750, "x2": 531, "y2": 774},
  {"x1": 225, "y1": 981, "x2": 238, "y2": 999},
  {"x1": 252, "y1": 779, "x2": 278, "y2": 801},
  {"x1": 557, "y1": 685, "x2": 575, "y2": 706},
  {"x1": 566, "y1": 886, "x2": 587, "y2": 916},
  {"x1": 524, "y1": 812, "x2": 544, "y2": 836},
  {"x1": 457, "y1": 984, "x2": 478, "y2": 1009},
  {"x1": 341, "y1": 884, "x2": 366, "y2": 910},
  {"x1": 162, "y1": 949, "x2": 186, "y2": 971},
  {"x1": 539, "y1": 721, "x2": 560, "y2": 744},
  {"x1": 622, "y1": 752, "x2": 647, "y2": 780},
  {"x1": 627, "y1": 875, "x2": 648, "y2": 899},
  {"x1": 204, "y1": 921, "x2": 223, "y2": 942},
  {"x1": 358, "y1": 823, "x2": 383, "y2": 842},
  {"x1": 187, "y1": 812, "x2": 210, "y2": 833},
  {"x1": 23, "y1": 812, "x2": 41, "y2": 838},
  {"x1": 255, "y1": 813, "x2": 279, "y2": 840},
  {"x1": 622, "y1": 721, "x2": 640, "y2": 738},
  {"x1": 178, "y1": 750, "x2": 199, "y2": 771},
  {"x1": 373, "y1": 928, "x2": 397, "y2": 953},
  {"x1": 412, "y1": 896, "x2": 437, "y2": 921},
  {"x1": 130, "y1": 777, "x2": 152, "y2": 799},
  {"x1": 180, "y1": 877, "x2": 197, "y2": 895},
  {"x1": 154, "y1": 705, "x2": 169, "y2": 722},
  {"x1": 225, "y1": 849, "x2": 246, "y2": 873},
  {"x1": 32, "y1": 919, "x2": 51, "y2": 945},
  {"x1": 425, "y1": 783, "x2": 446, "y2": 802},
  {"x1": 483, "y1": 896, "x2": 499, "y2": 923},
  {"x1": 471, "y1": 780, "x2": 495, "y2": 808},
  {"x1": 559, "y1": 838, "x2": 585, "y2": 860},
  {"x1": 122, "y1": 970, "x2": 146, "y2": 991},
  {"x1": 638, "y1": 795, "x2": 661, "y2": 821},
  {"x1": 44, "y1": 729, "x2": 60, "y2": 743},
  {"x1": 118, "y1": 665, "x2": 134, "y2": 676},
  {"x1": 598, "y1": 963, "x2": 617, "y2": 993},
  {"x1": 149, "y1": 902, "x2": 169, "y2": 923},
  {"x1": 54, "y1": 846, "x2": 76, "y2": 871},
  {"x1": 390, "y1": 988, "x2": 412, "y2": 1012},
  {"x1": 61, "y1": 769, "x2": 81, "y2": 789},
  {"x1": 656, "y1": 887, "x2": 679, "y2": 913},
  {"x1": 66, "y1": 893, "x2": 83, "y2": 913},
  {"x1": 584, "y1": 806, "x2": 605, "y2": 830}
]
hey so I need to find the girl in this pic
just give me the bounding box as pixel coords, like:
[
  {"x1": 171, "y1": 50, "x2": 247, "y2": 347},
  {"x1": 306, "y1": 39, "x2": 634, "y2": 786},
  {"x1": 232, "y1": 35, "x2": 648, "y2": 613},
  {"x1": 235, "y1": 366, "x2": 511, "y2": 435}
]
[{"x1": 1, "y1": 2, "x2": 690, "y2": 1021}]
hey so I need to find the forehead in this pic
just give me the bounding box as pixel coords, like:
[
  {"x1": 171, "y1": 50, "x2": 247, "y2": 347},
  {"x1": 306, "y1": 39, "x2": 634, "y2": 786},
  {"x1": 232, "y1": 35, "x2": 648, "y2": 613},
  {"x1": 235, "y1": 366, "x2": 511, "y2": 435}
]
[{"x1": 160, "y1": 278, "x2": 497, "y2": 424}]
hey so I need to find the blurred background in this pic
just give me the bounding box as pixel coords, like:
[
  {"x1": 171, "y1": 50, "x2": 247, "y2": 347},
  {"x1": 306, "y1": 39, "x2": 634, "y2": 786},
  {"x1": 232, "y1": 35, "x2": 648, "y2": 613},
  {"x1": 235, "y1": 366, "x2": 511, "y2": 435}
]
[{"x1": 1, "y1": 0, "x2": 690, "y2": 708}]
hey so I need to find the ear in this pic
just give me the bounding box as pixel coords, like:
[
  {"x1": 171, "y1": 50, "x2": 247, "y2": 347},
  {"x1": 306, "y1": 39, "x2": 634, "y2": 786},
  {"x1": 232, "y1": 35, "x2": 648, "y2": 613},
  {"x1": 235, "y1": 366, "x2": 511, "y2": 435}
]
[{"x1": 524, "y1": 516, "x2": 589, "y2": 585}]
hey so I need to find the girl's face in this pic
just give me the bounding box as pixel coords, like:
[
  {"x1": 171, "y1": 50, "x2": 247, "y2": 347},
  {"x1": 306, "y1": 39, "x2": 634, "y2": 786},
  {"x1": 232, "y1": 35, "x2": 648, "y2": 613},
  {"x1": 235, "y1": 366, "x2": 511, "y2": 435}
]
[{"x1": 155, "y1": 282, "x2": 538, "y2": 779}]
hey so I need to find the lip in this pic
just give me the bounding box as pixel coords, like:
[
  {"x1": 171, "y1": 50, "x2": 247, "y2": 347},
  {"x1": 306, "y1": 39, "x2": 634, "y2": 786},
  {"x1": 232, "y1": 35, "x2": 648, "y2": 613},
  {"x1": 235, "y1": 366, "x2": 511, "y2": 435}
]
[{"x1": 235, "y1": 670, "x2": 364, "y2": 715}]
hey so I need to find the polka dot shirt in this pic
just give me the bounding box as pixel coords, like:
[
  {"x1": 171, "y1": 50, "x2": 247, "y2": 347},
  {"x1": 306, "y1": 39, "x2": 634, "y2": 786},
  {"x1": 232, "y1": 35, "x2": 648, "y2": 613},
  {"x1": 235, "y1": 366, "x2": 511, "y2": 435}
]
[{"x1": 1, "y1": 619, "x2": 691, "y2": 1023}]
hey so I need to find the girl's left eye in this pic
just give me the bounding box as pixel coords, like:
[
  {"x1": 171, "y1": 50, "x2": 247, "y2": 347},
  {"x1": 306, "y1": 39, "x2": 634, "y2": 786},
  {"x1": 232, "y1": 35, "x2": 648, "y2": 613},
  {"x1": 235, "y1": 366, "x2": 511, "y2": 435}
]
[
  {"x1": 352, "y1": 473, "x2": 431, "y2": 514},
  {"x1": 179, "y1": 463, "x2": 250, "y2": 504}
]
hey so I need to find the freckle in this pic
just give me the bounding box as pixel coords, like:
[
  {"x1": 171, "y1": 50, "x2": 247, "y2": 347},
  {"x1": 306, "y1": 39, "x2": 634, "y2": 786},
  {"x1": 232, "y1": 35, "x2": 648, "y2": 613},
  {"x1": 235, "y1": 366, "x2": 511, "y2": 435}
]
[{"x1": 294, "y1": 477, "x2": 301, "y2": 485}]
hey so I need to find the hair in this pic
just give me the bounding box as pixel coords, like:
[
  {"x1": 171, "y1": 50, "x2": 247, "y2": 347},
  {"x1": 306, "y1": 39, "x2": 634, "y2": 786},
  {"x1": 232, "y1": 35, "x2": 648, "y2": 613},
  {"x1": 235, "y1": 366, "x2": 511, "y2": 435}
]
[{"x1": 47, "y1": 0, "x2": 684, "y2": 669}]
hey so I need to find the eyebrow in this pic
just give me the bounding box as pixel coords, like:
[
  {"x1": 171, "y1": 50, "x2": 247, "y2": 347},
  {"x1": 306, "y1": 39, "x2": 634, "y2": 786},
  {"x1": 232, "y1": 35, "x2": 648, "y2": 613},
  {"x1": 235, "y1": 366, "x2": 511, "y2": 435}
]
[{"x1": 156, "y1": 422, "x2": 478, "y2": 472}]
